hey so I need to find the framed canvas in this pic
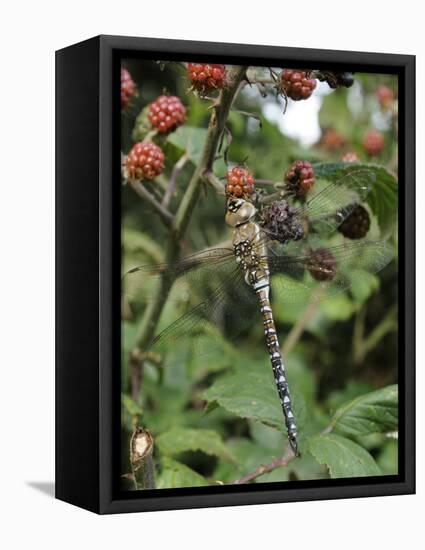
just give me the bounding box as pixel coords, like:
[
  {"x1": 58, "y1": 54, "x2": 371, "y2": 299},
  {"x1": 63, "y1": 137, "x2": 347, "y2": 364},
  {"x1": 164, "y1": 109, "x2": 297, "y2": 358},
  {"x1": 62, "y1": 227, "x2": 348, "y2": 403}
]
[{"x1": 56, "y1": 35, "x2": 415, "y2": 514}]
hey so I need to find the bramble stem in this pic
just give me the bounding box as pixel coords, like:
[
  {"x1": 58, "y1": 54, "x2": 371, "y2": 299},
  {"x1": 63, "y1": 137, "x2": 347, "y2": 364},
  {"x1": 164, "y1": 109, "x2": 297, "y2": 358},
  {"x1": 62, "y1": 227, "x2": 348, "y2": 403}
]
[
  {"x1": 233, "y1": 447, "x2": 295, "y2": 484},
  {"x1": 130, "y1": 427, "x2": 156, "y2": 490},
  {"x1": 129, "y1": 66, "x2": 247, "y2": 402},
  {"x1": 128, "y1": 179, "x2": 174, "y2": 227}
]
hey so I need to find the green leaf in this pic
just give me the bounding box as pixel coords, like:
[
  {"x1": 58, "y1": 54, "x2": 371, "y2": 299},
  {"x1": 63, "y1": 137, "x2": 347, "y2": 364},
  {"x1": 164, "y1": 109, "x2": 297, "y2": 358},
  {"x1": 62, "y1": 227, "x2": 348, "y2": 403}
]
[
  {"x1": 330, "y1": 384, "x2": 398, "y2": 437},
  {"x1": 203, "y1": 367, "x2": 286, "y2": 432},
  {"x1": 309, "y1": 433, "x2": 381, "y2": 478},
  {"x1": 203, "y1": 358, "x2": 306, "y2": 437},
  {"x1": 312, "y1": 162, "x2": 398, "y2": 235},
  {"x1": 157, "y1": 457, "x2": 208, "y2": 488},
  {"x1": 156, "y1": 427, "x2": 236, "y2": 462},
  {"x1": 166, "y1": 126, "x2": 208, "y2": 164},
  {"x1": 122, "y1": 228, "x2": 165, "y2": 265}
]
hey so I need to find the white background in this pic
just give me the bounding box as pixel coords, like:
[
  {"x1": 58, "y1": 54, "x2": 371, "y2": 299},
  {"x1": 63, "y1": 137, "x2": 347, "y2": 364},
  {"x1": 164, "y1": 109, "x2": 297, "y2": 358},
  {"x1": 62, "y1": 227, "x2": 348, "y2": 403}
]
[{"x1": 0, "y1": 1, "x2": 422, "y2": 548}]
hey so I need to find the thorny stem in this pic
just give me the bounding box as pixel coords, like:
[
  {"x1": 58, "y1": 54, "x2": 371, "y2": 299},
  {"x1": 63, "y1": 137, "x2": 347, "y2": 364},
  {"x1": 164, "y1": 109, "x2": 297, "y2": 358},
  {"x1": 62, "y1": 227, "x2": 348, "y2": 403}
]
[
  {"x1": 162, "y1": 153, "x2": 189, "y2": 208},
  {"x1": 232, "y1": 447, "x2": 296, "y2": 484},
  {"x1": 128, "y1": 179, "x2": 174, "y2": 227},
  {"x1": 129, "y1": 66, "x2": 248, "y2": 403}
]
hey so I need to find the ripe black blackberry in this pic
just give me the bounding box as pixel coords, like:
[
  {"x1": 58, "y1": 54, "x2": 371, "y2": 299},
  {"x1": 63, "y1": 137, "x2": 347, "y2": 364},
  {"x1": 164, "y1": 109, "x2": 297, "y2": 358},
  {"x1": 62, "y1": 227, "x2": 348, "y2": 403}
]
[
  {"x1": 316, "y1": 71, "x2": 355, "y2": 89},
  {"x1": 260, "y1": 201, "x2": 304, "y2": 244},
  {"x1": 338, "y1": 205, "x2": 371, "y2": 239}
]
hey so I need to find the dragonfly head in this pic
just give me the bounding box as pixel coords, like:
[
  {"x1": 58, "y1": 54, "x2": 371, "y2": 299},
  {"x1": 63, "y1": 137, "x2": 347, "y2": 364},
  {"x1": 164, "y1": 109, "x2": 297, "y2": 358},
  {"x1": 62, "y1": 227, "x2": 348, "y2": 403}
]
[{"x1": 225, "y1": 198, "x2": 257, "y2": 227}]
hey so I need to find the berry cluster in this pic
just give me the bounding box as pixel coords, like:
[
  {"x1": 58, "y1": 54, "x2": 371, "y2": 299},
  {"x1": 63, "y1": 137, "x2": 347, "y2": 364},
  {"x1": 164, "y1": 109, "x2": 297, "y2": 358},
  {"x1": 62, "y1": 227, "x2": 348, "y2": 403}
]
[
  {"x1": 284, "y1": 160, "x2": 315, "y2": 198},
  {"x1": 279, "y1": 69, "x2": 316, "y2": 101},
  {"x1": 260, "y1": 201, "x2": 304, "y2": 244},
  {"x1": 148, "y1": 95, "x2": 186, "y2": 134},
  {"x1": 121, "y1": 67, "x2": 136, "y2": 109},
  {"x1": 225, "y1": 166, "x2": 255, "y2": 198},
  {"x1": 188, "y1": 63, "x2": 226, "y2": 94},
  {"x1": 376, "y1": 85, "x2": 394, "y2": 110},
  {"x1": 308, "y1": 248, "x2": 337, "y2": 282},
  {"x1": 338, "y1": 204, "x2": 370, "y2": 239},
  {"x1": 363, "y1": 130, "x2": 385, "y2": 156},
  {"x1": 126, "y1": 142, "x2": 165, "y2": 181}
]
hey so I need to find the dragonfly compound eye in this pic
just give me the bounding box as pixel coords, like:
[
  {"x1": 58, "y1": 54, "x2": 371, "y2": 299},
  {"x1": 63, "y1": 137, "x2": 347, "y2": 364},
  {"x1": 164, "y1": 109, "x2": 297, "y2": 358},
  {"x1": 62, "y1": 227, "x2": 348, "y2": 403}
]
[{"x1": 308, "y1": 248, "x2": 337, "y2": 282}]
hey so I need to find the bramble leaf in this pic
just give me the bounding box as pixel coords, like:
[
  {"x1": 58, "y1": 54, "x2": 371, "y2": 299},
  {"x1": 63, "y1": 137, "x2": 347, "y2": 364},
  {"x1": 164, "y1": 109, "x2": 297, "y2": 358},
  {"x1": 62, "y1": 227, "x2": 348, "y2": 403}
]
[{"x1": 309, "y1": 433, "x2": 381, "y2": 478}]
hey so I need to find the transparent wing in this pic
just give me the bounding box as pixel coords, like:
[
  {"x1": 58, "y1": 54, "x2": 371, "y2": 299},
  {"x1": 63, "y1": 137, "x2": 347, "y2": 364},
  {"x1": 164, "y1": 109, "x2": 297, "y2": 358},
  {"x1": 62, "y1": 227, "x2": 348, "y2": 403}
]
[
  {"x1": 145, "y1": 266, "x2": 261, "y2": 367},
  {"x1": 300, "y1": 168, "x2": 376, "y2": 236},
  {"x1": 266, "y1": 240, "x2": 394, "y2": 304},
  {"x1": 123, "y1": 247, "x2": 234, "y2": 303}
]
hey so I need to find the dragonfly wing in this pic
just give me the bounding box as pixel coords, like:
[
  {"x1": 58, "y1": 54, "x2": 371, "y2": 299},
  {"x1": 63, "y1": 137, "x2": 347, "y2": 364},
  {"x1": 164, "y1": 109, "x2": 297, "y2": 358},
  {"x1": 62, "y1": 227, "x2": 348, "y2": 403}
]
[
  {"x1": 267, "y1": 240, "x2": 394, "y2": 304},
  {"x1": 302, "y1": 168, "x2": 376, "y2": 236},
  {"x1": 123, "y1": 247, "x2": 235, "y2": 304},
  {"x1": 146, "y1": 266, "x2": 260, "y2": 367}
]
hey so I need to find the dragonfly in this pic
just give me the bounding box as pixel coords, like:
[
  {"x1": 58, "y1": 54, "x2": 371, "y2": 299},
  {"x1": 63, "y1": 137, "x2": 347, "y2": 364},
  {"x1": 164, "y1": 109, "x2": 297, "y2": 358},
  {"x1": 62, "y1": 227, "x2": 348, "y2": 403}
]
[{"x1": 124, "y1": 169, "x2": 393, "y2": 456}]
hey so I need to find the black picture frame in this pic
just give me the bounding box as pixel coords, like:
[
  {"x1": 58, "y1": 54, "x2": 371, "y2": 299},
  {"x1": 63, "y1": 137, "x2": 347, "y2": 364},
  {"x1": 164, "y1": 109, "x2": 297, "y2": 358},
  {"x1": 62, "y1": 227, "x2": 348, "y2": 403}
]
[{"x1": 56, "y1": 34, "x2": 415, "y2": 514}]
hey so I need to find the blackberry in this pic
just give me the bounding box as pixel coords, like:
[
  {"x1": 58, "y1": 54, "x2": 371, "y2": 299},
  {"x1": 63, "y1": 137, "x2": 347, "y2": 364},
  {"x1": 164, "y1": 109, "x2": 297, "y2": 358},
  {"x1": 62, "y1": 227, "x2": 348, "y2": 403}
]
[
  {"x1": 316, "y1": 71, "x2": 355, "y2": 89},
  {"x1": 260, "y1": 201, "x2": 304, "y2": 243},
  {"x1": 225, "y1": 166, "x2": 255, "y2": 198},
  {"x1": 321, "y1": 128, "x2": 347, "y2": 151},
  {"x1": 188, "y1": 63, "x2": 226, "y2": 94},
  {"x1": 376, "y1": 85, "x2": 394, "y2": 110},
  {"x1": 308, "y1": 248, "x2": 337, "y2": 282},
  {"x1": 148, "y1": 95, "x2": 186, "y2": 134},
  {"x1": 279, "y1": 69, "x2": 316, "y2": 101},
  {"x1": 338, "y1": 204, "x2": 370, "y2": 239},
  {"x1": 363, "y1": 130, "x2": 385, "y2": 156},
  {"x1": 126, "y1": 142, "x2": 165, "y2": 181},
  {"x1": 121, "y1": 67, "x2": 136, "y2": 109},
  {"x1": 284, "y1": 160, "x2": 315, "y2": 198}
]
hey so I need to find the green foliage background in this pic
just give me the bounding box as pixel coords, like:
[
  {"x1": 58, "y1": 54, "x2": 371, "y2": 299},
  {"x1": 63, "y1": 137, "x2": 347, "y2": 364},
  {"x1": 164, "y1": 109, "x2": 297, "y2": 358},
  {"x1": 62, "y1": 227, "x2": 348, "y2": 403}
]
[{"x1": 121, "y1": 61, "x2": 398, "y2": 488}]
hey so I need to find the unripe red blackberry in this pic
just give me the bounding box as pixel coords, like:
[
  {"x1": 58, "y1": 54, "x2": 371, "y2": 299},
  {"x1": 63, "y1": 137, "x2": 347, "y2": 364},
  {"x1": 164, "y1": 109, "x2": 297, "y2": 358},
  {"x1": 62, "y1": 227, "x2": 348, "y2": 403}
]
[
  {"x1": 188, "y1": 63, "x2": 226, "y2": 94},
  {"x1": 321, "y1": 128, "x2": 347, "y2": 151},
  {"x1": 342, "y1": 151, "x2": 359, "y2": 163},
  {"x1": 126, "y1": 142, "x2": 165, "y2": 181},
  {"x1": 284, "y1": 160, "x2": 315, "y2": 198},
  {"x1": 338, "y1": 204, "x2": 370, "y2": 239},
  {"x1": 376, "y1": 85, "x2": 394, "y2": 110},
  {"x1": 121, "y1": 67, "x2": 136, "y2": 109},
  {"x1": 260, "y1": 201, "x2": 304, "y2": 243},
  {"x1": 279, "y1": 69, "x2": 316, "y2": 101},
  {"x1": 363, "y1": 130, "x2": 385, "y2": 157},
  {"x1": 148, "y1": 95, "x2": 186, "y2": 134},
  {"x1": 225, "y1": 166, "x2": 255, "y2": 198},
  {"x1": 308, "y1": 248, "x2": 337, "y2": 282}
]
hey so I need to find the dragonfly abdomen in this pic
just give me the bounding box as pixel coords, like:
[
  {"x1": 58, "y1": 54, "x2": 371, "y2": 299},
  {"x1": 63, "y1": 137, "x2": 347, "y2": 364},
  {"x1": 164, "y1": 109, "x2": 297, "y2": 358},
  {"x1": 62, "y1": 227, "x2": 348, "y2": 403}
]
[{"x1": 256, "y1": 284, "x2": 299, "y2": 456}]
